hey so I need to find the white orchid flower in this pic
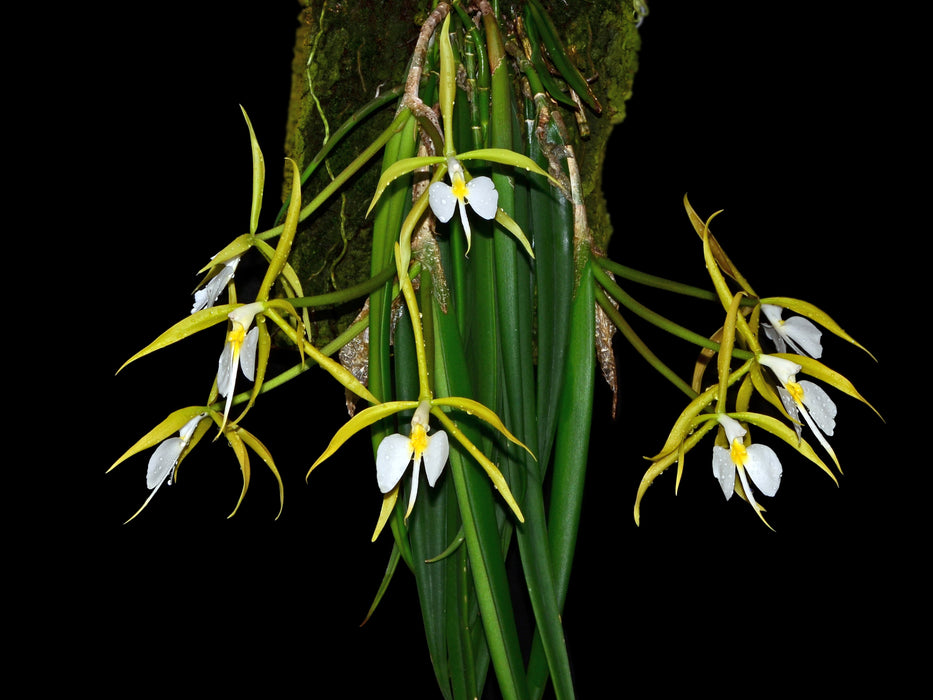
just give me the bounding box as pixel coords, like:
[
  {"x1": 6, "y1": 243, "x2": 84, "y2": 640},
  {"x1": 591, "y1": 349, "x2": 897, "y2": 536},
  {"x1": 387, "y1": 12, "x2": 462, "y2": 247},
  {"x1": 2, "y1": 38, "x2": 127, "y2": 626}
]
[
  {"x1": 192, "y1": 256, "x2": 241, "y2": 314},
  {"x1": 217, "y1": 301, "x2": 263, "y2": 427},
  {"x1": 761, "y1": 304, "x2": 823, "y2": 358},
  {"x1": 712, "y1": 414, "x2": 782, "y2": 512},
  {"x1": 759, "y1": 354, "x2": 837, "y2": 458},
  {"x1": 376, "y1": 400, "x2": 450, "y2": 520},
  {"x1": 146, "y1": 414, "x2": 206, "y2": 493},
  {"x1": 428, "y1": 156, "x2": 499, "y2": 255},
  {"x1": 123, "y1": 412, "x2": 207, "y2": 522}
]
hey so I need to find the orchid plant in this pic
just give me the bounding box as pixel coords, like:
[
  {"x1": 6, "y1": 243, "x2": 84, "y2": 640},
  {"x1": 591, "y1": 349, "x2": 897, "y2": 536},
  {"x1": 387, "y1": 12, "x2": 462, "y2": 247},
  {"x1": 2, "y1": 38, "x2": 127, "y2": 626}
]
[{"x1": 108, "y1": 3, "x2": 878, "y2": 698}]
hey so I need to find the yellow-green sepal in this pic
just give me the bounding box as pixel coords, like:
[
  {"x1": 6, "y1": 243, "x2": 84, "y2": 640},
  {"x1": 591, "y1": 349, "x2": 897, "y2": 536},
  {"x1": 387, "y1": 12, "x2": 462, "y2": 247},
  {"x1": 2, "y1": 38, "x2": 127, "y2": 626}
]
[
  {"x1": 117, "y1": 304, "x2": 240, "y2": 373},
  {"x1": 647, "y1": 383, "x2": 721, "y2": 461},
  {"x1": 716, "y1": 292, "x2": 745, "y2": 410},
  {"x1": 432, "y1": 408, "x2": 525, "y2": 523},
  {"x1": 684, "y1": 194, "x2": 756, "y2": 295},
  {"x1": 760, "y1": 296, "x2": 876, "y2": 361},
  {"x1": 222, "y1": 420, "x2": 285, "y2": 519},
  {"x1": 430, "y1": 397, "x2": 535, "y2": 460},
  {"x1": 108, "y1": 406, "x2": 212, "y2": 473},
  {"x1": 458, "y1": 147, "x2": 562, "y2": 189},
  {"x1": 774, "y1": 352, "x2": 883, "y2": 420},
  {"x1": 493, "y1": 208, "x2": 535, "y2": 259},
  {"x1": 240, "y1": 105, "x2": 265, "y2": 236},
  {"x1": 366, "y1": 156, "x2": 447, "y2": 216},
  {"x1": 197, "y1": 234, "x2": 256, "y2": 275},
  {"x1": 307, "y1": 400, "x2": 420, "y2": 477},
  {"x1": 634, "y1": 417, "x2": 718, "y2": 525}
]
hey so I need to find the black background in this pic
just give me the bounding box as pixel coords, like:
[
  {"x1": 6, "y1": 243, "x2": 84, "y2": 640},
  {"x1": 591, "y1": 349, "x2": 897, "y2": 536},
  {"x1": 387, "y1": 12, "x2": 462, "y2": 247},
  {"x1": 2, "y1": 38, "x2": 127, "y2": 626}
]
[{"x1": 57, "y1": 2, "x2": 912, "y2": 697}]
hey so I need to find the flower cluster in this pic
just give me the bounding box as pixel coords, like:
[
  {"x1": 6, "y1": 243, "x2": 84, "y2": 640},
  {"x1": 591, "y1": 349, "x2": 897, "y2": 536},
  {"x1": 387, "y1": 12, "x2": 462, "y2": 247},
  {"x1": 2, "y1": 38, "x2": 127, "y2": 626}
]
[{"x1": 633, "y1": 197, "x2": 877, "y2": 528}]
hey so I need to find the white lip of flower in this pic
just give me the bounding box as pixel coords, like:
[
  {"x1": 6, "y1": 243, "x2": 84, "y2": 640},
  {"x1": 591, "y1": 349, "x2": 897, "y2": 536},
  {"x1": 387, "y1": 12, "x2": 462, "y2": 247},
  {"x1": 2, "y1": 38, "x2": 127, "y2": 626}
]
[
  {"x1": 759, "y1": 354, "x2": 837, "y2": 453},
  {"x1": 217, "y1": 301, "x2": 263, "y2": 426},
  {"x1": 192, "y1": 256, "x2": 241, "y2": 314},
  {"x1": 428, "y1": 157, "x2": 499, "y2": 254},
  {"x1": 376, "y1": 400, "x2": 450, "y2": 520},
  {"x1": 712, "y1": 415, "x2": 782, "y2": 511},
  {"x1": 146, "y1": 414, "x2": 206, "y2": 494},
  {"x1": 761, "y1": 304, "x2": 823, "y2": 358}
]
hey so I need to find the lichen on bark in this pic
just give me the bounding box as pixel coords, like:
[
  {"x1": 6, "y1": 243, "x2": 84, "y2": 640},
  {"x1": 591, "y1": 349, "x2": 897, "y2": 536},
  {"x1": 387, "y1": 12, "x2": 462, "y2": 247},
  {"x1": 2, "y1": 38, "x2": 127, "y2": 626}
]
[{"x1": 282, "y1": 0, "x2": 640, "y2": 344}]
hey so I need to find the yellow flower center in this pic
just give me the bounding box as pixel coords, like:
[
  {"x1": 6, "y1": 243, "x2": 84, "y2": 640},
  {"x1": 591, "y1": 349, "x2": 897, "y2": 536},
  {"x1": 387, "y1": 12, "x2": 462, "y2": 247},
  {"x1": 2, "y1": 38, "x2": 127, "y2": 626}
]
[
  {"x1": 729, "y1": 438, "x2": 748, "y2": 467},
  {"x1": 410, "y1": 423, "x2": 429, "y2": 459},
  {"x1": 451, "y1": 174, "x2": 469, "y2": 202},
  {"x1": 227, "y1": 324, "x2": 246, "y2": 346},
  {"x1": 787, "y1": 381, "x2": 805, "y2": 404}
]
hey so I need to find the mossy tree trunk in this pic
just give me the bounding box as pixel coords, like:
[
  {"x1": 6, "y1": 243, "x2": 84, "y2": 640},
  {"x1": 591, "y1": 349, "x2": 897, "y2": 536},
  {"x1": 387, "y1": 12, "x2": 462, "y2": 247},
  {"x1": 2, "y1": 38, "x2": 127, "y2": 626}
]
[{"x1": 283, "y1": 0, "x2": 640, "y2": 344}]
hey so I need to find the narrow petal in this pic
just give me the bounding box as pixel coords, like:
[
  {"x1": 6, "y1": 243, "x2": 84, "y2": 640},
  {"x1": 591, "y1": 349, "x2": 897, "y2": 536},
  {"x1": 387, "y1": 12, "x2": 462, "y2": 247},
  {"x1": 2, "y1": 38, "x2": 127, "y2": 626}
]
[
  {"x1": 712, "y1": 446, "x2": 735, "y2": 499},
  {"x1": 744, "y1": 444, "x2": 782, "y2": 497},
  {"x1": 422, "y1": 431, "x2": 449, "y2": 487},
  {"x1": 735, "y1": 465, "x2": 769, "y2": 527},
  {"x1": 405, "y1": 464, "x2": 420, "y2": 520},
  {"x1": 239, "y1": 326, "x2": 260, "y2": 381},
  {"x1": 457, "y1": 200, "x2": 473, "y2": 254},
  {"x1": 799, "y1": 380, "x2": 837, "y2": 436},
  {"x1": 428, "y1": 181, "x2": 457, "y2": 223},
  {"x1": 376, "y1": 433, "x2": 414, "y2": 493},
  {"x1": 147, "y1": 437, "x2": 184, "y2": 489},
  {"x1": 796, "y1": 401, "x2": 839, "y2": 467},
  {"x1": 465, "y1": 176, "x2": 498, "y2": 219}
]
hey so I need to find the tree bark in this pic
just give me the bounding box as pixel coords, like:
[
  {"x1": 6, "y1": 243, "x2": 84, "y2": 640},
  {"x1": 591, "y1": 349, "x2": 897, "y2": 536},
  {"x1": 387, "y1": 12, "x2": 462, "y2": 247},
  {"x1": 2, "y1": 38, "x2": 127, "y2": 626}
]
[{"x1": 283, "y1": 0, "x2": 641, "y2": 343}]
